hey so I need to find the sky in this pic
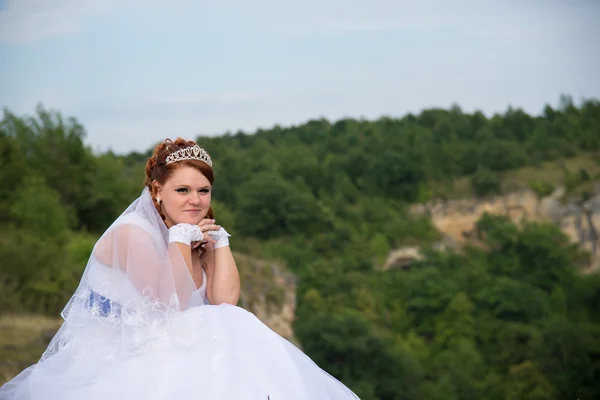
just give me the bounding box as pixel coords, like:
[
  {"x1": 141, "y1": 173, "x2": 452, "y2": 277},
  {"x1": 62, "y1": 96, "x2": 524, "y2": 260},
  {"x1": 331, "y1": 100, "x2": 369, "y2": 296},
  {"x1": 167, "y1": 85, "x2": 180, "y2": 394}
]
[{"x1": 1, "y1": 0, "x2": 599, "y2": 154}]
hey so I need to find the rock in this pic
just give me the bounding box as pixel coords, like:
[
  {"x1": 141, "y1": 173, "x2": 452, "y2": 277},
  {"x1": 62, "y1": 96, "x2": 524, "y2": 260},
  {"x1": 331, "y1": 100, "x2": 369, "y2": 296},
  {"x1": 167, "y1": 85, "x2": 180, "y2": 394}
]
[
  {"x1": 408, "y1": 185, "x2": 600, "y2": 273},
  {"x1": 380, "y1": 247, "x2": 424, "y2": 270},
  {"x1": 235, "y1": 253, "x2": 298, "y2": 342}
]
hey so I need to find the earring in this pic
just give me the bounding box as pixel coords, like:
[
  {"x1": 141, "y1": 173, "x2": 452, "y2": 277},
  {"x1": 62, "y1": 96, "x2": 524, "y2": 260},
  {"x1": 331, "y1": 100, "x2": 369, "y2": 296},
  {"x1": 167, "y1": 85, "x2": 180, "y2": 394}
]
[{"x1": 156, "y1": 196, "x2": 162, "y2": 204}]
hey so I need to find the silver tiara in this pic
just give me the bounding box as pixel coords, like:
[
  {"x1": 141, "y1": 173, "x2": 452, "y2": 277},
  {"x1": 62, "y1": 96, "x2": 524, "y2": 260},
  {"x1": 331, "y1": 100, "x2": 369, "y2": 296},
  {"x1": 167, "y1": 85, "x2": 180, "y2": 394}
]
[{"x1": 165, "y1": 145, "x2": 213, "y2": 167}]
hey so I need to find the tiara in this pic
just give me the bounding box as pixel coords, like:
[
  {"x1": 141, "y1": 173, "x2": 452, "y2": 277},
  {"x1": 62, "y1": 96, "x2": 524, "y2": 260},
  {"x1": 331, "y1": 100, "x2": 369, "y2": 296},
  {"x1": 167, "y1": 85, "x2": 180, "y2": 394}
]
[{"x1": 165, "y1": 145, "x2": 213, "y2": 167}]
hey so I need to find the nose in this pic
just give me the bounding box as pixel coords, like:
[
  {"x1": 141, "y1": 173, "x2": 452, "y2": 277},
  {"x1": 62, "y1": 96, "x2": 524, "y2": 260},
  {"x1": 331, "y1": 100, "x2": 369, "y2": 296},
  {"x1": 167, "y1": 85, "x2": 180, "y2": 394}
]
[{"x1": 189, "y1": 192, "x2": 201, "y2": 205}]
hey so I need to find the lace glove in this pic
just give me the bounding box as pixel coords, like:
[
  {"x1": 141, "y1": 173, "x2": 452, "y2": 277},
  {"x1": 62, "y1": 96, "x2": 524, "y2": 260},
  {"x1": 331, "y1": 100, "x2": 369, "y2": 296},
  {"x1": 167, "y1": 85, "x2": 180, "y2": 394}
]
[
  {"x1": 168, "y1": 223, "x2": 204, "y2": 246},
  {"x1": 208, "y1": 227, "x2": 231, "y2": 249}
]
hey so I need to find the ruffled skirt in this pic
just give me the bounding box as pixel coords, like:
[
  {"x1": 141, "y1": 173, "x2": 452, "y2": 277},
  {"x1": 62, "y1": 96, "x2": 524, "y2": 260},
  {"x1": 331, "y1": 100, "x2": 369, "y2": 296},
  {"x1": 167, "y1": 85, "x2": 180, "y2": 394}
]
[{"x1": 0, "y1": 304, "x2": 360, "y2": 400}]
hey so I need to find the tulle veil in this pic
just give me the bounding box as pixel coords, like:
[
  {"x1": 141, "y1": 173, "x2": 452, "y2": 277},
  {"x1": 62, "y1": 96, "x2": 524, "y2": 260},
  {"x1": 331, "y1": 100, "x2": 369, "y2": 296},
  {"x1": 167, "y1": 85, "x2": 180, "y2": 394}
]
[{"x1": 26, "y1": 186, "x2": 205, "y2": 366}]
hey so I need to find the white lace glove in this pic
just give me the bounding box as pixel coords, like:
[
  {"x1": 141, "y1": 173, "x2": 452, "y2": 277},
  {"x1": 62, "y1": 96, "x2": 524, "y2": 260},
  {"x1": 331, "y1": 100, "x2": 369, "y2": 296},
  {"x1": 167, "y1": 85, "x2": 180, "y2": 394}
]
[
  {"x1": 208, "y1": 227, "x2": 231, "y2": 249},
  {"x1": 168, "y1": 223, "x2": 204, "y2": 246}
]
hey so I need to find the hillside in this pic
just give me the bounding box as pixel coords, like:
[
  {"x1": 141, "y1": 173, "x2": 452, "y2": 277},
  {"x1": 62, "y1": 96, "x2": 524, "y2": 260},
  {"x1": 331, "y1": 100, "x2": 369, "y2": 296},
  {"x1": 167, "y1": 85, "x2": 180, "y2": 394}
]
[
  {"x1": 379, "y1": 183, "x2": 600, "y2": 273},
  {"x1": 1, "y1": 97, "x2": 600, "y2": 399},
  {"x1": 402, "y1": 154, "x2": 600, "y2": 274}
]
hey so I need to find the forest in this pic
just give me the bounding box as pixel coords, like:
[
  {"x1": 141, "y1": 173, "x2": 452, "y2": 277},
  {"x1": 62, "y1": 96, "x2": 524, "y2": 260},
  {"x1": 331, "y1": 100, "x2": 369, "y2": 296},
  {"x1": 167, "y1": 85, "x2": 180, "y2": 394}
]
[{"x1": 1, "y1": 95, "x2": 600, "y2": 399}]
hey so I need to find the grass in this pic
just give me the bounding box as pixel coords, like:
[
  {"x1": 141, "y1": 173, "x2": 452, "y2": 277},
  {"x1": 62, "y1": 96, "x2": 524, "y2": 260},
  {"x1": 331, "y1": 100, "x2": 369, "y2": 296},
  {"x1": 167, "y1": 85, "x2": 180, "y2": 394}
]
[
  {"x1": 503, "y1": 153, "x2": 600, "y2": 190},
  {"x1": 0, "y1": 314, "x2": 62, "y2": 385},
  {"x1": 435, "y1": 176, "x2": 472, "y2": 199},
  {"x1": 432, "y1": 153, "x2": 600, "y2": 200}
]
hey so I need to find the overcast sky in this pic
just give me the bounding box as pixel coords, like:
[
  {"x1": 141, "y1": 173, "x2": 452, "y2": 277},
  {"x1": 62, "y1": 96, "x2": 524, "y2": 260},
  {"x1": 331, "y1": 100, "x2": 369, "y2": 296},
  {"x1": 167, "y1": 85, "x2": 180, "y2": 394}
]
[{"x1": 1, "y1": 0, "x2": 599, "y2": 154}]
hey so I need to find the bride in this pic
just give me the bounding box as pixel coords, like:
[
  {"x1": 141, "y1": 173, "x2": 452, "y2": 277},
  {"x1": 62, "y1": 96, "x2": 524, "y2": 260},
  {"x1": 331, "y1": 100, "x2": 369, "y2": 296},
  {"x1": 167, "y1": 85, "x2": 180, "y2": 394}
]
[{"x1": 1, "y1": 138, "x2": 360, "y2": 400}]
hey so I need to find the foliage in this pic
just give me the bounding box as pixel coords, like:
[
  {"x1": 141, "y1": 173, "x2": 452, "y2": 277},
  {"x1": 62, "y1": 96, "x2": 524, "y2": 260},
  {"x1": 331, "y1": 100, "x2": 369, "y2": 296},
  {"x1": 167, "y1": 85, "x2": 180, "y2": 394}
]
[
  {"x1": 528, "y1": 180, "x2": 556, "y2": 198},
  {"x1": 471, "y1": 166, "x2": 502, "y2": 197},
  {"x1": 1, "y1": 97, "x2": 600, "y2": 397}
]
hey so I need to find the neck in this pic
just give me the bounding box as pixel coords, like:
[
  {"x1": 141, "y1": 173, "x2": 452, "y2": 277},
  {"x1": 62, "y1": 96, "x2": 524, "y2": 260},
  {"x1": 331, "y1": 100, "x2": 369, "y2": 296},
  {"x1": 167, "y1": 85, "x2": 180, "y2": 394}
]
[{"x1": 164, "y1": 216, "x2": 175, "y2": 229}]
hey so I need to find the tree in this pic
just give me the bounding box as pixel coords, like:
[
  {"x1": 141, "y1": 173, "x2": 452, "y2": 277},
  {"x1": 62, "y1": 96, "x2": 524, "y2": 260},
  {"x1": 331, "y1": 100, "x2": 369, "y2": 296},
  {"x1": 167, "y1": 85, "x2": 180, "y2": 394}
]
[
  {"x1": 234, "y1": 172, "x2": 332, "y2": 238},
  {"x1": 368, "y1": 150, "x2": 427, "y2": 201},
  {"x1": 531, "y1": 317, "x2": 594, "y2": 399},
  {"x1": 9, "y1": 176, "x2": 69, "y2": 244},
  {"x1": 505, "y1": 361, "x2": 555, "y2": 400},
  {"x1": 1, "y1": 176, "x2": 75, "y2": 313},
  {"x1": 434, "y1": 292, "x2": 476, "y2": 348},
  {"x1": 471, "y1": 166, "x2": 501, "y2": 197}
]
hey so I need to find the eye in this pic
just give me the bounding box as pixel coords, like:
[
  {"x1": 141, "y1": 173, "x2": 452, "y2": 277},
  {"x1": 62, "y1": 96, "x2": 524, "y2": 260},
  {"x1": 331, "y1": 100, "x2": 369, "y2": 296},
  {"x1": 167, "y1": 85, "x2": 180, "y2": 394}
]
[
  {"x1": 199, "y1": 188, "x2": 211, "y2": 194},
  {"x1": 176, "y1": 188, "x2": 189, "y2": 193}
]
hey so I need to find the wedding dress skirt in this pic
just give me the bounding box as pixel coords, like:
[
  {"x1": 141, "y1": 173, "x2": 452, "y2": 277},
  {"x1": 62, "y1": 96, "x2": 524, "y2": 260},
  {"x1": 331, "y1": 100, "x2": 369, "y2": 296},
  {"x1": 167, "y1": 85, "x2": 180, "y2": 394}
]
[{"x1": 1, "y1": 303, "x2": 360, "y2": 400}]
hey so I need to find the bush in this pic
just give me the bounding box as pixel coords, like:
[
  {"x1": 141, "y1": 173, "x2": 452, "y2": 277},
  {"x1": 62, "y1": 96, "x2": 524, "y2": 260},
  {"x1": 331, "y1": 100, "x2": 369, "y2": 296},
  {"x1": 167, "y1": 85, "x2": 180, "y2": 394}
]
[
  {"x1": 528, "y1": 181, "x2": 556, "y2": 198},
  {"x1": 471, "y1": 167, "x2": 502, "y2": 197}
]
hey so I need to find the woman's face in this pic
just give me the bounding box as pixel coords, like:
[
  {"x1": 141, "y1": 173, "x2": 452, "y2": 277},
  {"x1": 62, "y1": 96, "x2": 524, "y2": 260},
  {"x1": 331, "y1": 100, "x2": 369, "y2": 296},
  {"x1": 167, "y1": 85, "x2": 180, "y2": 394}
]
[{"x1": 156, "y1": 166, "x2": 212, "y2": 228}]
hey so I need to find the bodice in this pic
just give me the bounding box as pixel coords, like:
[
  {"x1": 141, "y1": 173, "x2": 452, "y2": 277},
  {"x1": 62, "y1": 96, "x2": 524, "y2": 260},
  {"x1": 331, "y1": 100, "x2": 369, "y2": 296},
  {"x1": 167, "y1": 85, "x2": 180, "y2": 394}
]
[
  {"x1": 87, "y1": 256, "x2": 209, "y2": 311},
  {"x1": 193, "y1": 268, "x2": 210, "y2": 305}
]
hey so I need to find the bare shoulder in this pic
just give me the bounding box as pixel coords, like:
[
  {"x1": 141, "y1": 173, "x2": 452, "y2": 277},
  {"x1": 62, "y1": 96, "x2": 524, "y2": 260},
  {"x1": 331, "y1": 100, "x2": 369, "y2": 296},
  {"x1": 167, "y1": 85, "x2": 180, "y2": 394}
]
[{"x1": 94, "y1": 217, "x2": 157, "y2": 266}]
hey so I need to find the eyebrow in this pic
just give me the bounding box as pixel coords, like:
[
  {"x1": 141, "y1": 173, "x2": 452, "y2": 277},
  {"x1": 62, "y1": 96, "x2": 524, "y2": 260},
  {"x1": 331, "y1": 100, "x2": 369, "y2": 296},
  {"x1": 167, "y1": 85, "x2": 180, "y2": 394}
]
[{"x1": 174, "y1": 184, "x2": 211, "y2": 189}]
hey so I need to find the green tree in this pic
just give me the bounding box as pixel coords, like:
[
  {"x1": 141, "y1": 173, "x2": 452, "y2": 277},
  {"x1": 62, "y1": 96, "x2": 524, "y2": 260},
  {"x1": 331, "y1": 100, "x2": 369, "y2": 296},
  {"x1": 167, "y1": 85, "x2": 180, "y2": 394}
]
[
  {"x1": 368, "y1": 151, "x2": 427, "y2": 201},
  {"x1": 434, "y1": 292, "x2": 476, "y2": 348},
  {"x1": 10, "y1": 176, "x2": 69, "y2": 243},
  {"x1": 471, "y1": 166, "x2": 501, "y2": 197},
  {"x1": 234, "y1": 172, "x2": 332, "y2": 238},
  {"x1": 1, "y1": 176, "x2": 75, "y2": 313},
  {"x1": 505, "y1": 361, "x2": 555, "y2": 400}
]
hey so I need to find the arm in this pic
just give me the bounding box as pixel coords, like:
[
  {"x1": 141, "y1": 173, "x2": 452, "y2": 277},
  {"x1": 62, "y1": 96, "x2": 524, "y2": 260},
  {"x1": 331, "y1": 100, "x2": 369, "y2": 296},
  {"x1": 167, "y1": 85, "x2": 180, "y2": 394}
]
[
  {"x1": 171, "y1": 242, "x2": 194, "y2": 275},
  {"x1": 204, "y1": 243, "x2": 240, "y2": 306},
  {"x1": 94, "y1": 222, "x2": 199, "y2": 309}
]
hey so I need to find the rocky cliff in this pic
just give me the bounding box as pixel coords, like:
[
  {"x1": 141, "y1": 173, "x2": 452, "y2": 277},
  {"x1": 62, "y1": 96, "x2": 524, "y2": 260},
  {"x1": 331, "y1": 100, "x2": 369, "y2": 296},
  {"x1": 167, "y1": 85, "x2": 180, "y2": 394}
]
[
  {"x1": 234, "y1": 252, "x2": 298, "y2": 343},
  {"x1": 386, "y1": 184, "x2": 600, "y2": 273}
]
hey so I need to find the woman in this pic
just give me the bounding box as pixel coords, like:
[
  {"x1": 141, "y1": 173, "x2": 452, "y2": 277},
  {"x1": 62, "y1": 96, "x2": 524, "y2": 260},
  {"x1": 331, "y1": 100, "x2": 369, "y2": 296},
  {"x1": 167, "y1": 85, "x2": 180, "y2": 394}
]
[{"x1": 1, "y1": 138, "x2": 360, "y2": 400}]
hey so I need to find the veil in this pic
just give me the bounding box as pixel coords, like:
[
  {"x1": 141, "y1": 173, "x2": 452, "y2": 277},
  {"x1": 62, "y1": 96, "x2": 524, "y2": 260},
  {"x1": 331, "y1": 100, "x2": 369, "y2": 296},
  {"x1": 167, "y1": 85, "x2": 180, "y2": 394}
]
[{"x1": 41, "y1": 187, "x2": 204, "y2": 362}]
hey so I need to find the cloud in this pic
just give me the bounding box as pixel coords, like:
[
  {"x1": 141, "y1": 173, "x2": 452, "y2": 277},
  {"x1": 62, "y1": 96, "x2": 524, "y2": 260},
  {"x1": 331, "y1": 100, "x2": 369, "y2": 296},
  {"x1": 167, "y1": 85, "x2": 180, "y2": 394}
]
[
  {"x1": 0, "y1": 0, "x2": 571, "y2": 45},
  {"x1": 0, "y1": 0, "x2": 119, "y2": 44},
  {"x1": 268, "y1": 1, "x2": 553, "y2": 40}
]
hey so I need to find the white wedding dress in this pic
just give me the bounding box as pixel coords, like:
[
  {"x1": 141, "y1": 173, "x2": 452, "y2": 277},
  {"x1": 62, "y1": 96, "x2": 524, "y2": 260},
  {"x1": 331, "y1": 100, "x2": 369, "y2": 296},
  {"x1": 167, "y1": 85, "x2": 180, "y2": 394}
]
[{"x1": 0, "y1": 189, "x2": 360, "y2": 400}]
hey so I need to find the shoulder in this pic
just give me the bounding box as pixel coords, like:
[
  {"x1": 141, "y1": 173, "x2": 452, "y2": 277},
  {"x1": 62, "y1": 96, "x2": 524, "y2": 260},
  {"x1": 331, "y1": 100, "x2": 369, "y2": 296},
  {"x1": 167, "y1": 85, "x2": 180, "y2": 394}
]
[
  {"x1": 114, "y1": 212, "x2": 154, "y2": 230},
  {"x1": 94, "y1": 213, "x2": 165, "y2": 265},
  {"x1": 98, "y1": 213, "x2": 163, "y2": 248},
  {"x1": 104, "y1": 212, "x2": 164, "y2": 239}
]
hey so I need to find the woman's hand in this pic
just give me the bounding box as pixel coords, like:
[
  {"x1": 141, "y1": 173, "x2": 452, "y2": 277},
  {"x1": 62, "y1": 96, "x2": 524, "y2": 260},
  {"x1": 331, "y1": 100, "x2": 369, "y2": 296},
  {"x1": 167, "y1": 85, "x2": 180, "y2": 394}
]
[
  {"x1": 192, "y1": 219, "x2": 232, "y2": 250},
  {"x1": 168, "y1": 223, "x2": 204, "y2": 246},
  {"x1": 192, "y1": 219, "x2": 220, "y2": 249}
]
